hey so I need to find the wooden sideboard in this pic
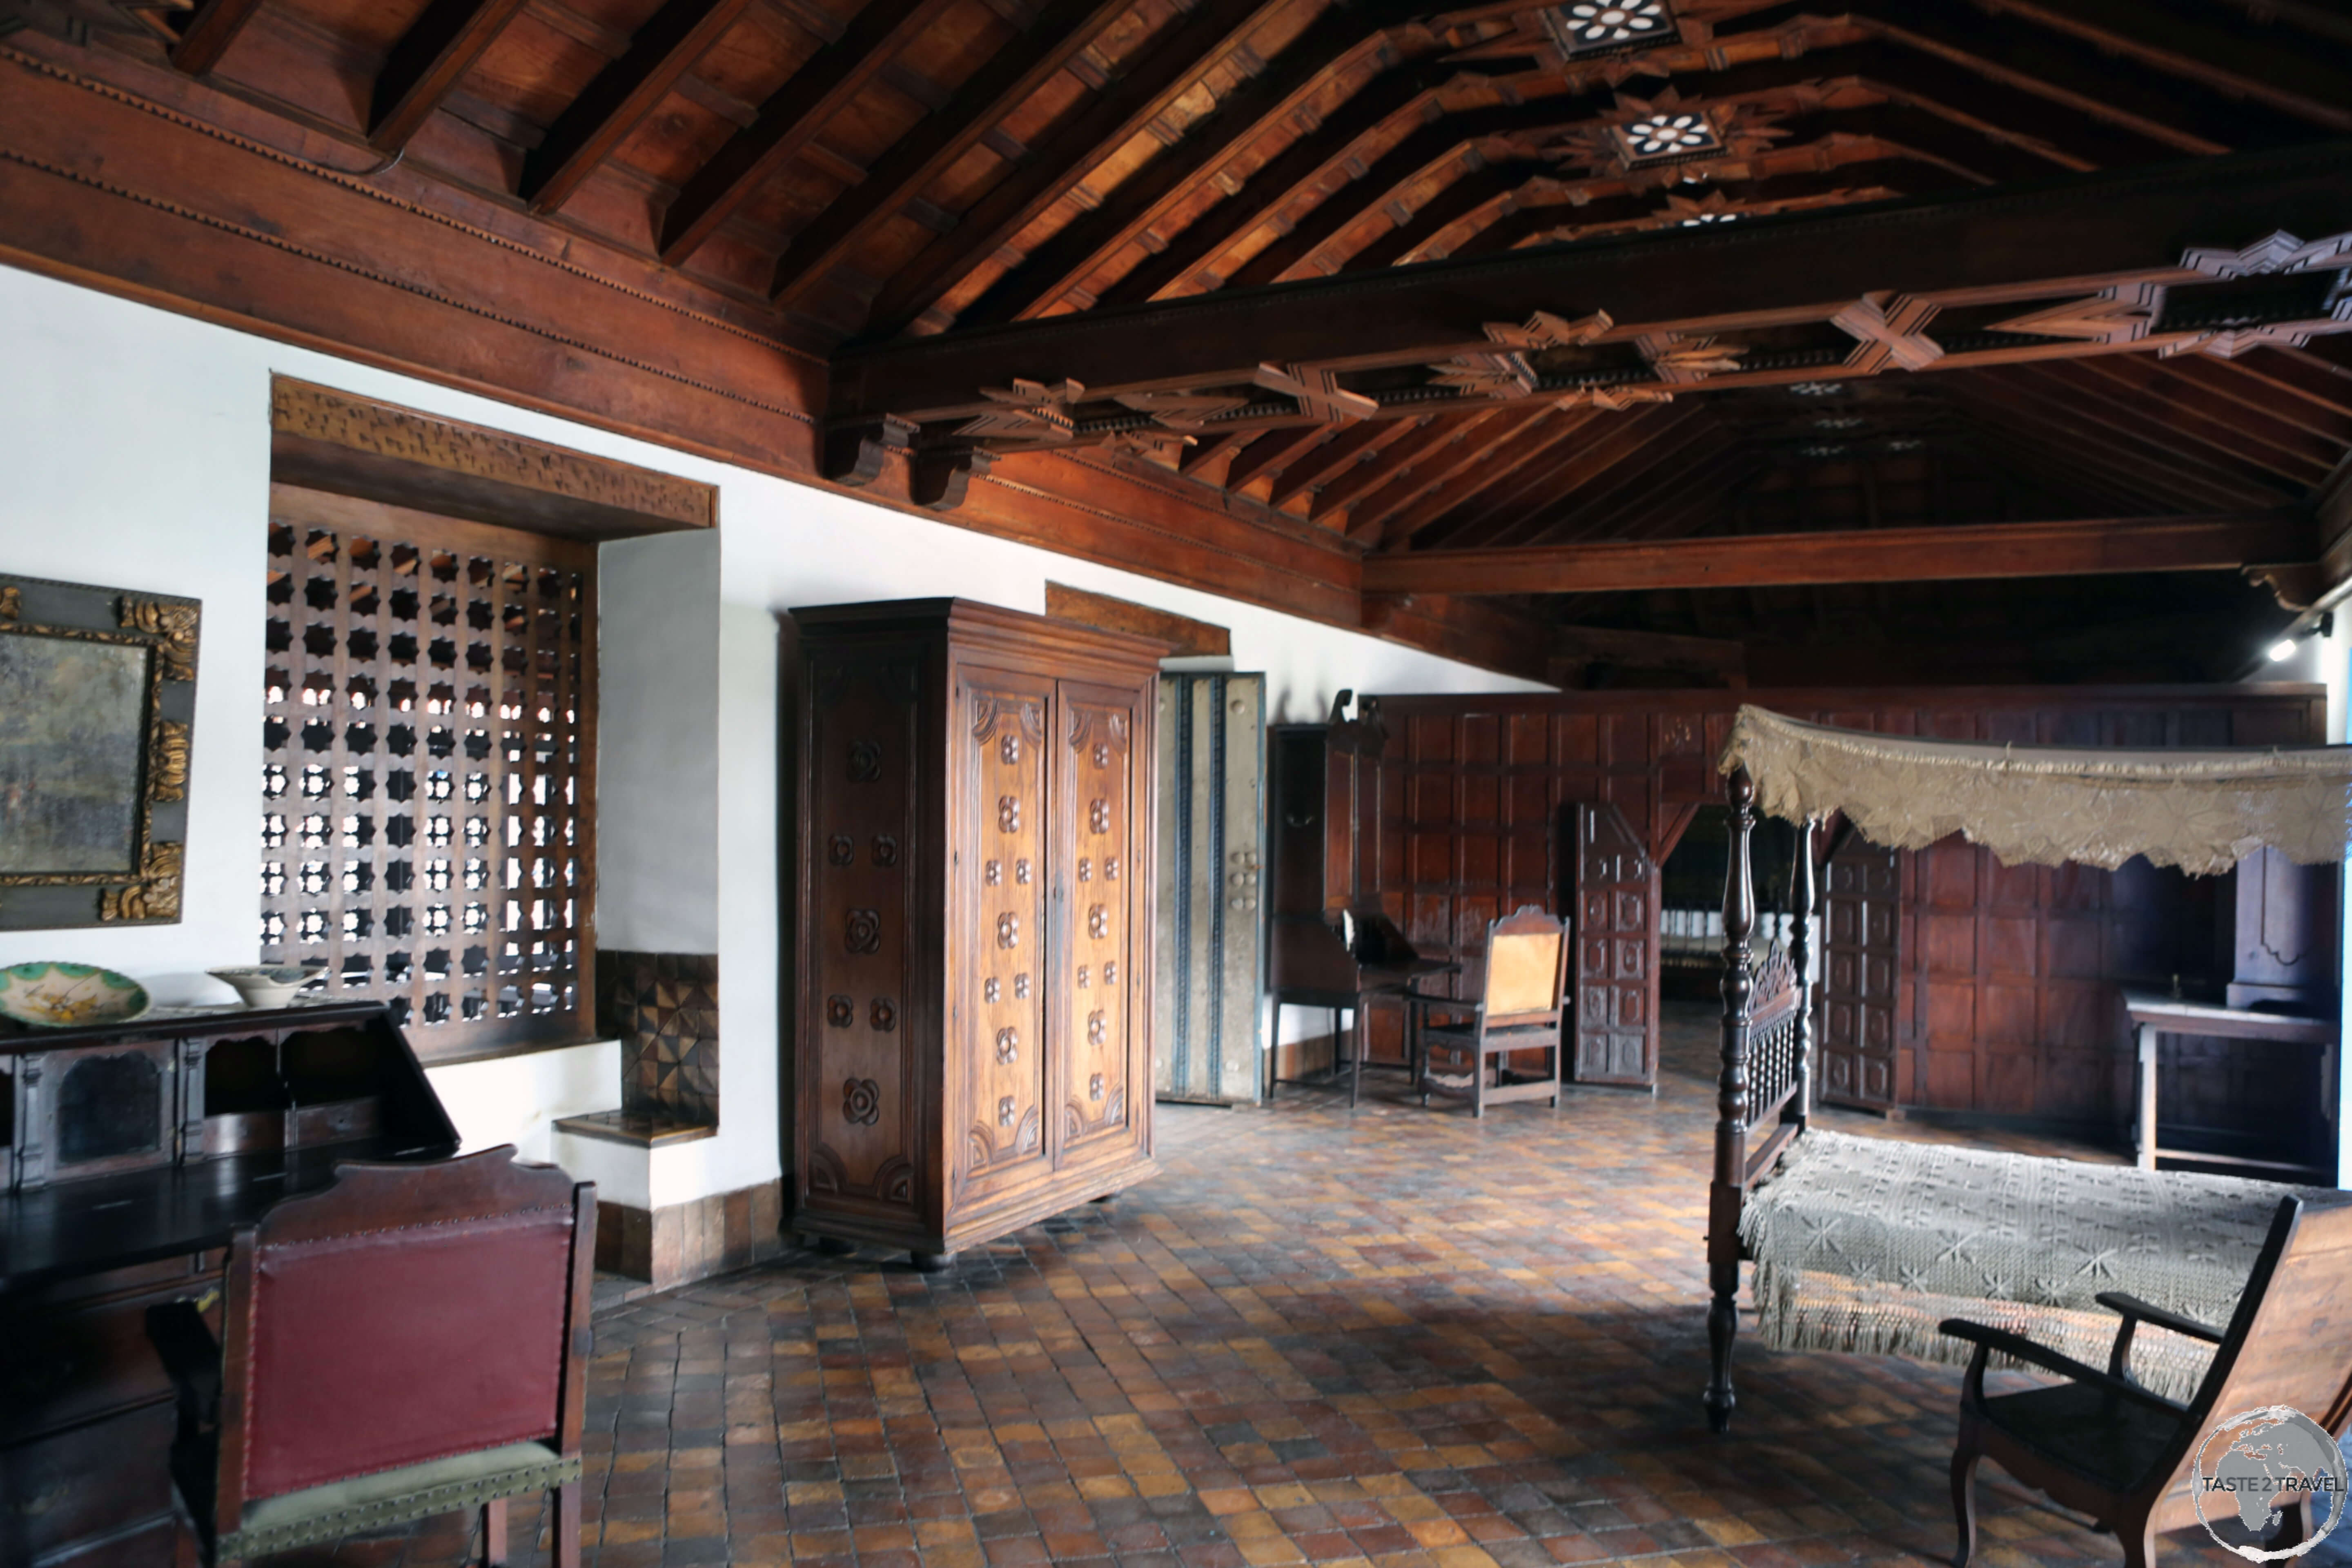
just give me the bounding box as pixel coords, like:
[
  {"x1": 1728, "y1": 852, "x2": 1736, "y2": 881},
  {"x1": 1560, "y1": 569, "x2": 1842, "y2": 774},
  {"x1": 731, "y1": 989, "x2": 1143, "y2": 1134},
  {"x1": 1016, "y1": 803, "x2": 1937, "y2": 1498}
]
[
  {"x1": 0, "y1": 1000, "x2": 457, "y2": 1567},
  {"x1": 790, "y1": 600, "x2": 1163, "y2": 1267}
]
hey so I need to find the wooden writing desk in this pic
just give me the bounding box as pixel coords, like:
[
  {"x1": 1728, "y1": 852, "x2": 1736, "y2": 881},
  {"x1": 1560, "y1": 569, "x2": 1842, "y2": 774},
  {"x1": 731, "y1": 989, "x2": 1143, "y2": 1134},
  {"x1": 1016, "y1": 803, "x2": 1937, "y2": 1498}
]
[{"x1": 2119, "y1": 990, "x2": 2337, "y2": 1183}]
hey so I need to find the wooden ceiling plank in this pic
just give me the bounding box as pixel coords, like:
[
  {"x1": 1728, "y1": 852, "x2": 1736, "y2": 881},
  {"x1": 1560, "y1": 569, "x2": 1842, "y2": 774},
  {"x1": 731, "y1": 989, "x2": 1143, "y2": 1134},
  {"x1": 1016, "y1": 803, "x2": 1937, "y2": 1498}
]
[
  {"x1": 853, "y1": 0, "x2": 1298, "y2": 337},
  {"x1": 369, "y1": 0, "x2": 535, "y2": 154},
  {"x1": 761, "y1": 0, "x2": 1137, "y2": 309},
  {"x1": 658, "y1": 0, "x2": 962, "y2": 266},
  {"x1": 1562, "y1": 428, "x2": 1753, "y2": 543},
  {"x1": 1354, "y1": 402, "x2": 1563, "y2": 545},
  {"x1": 2013, "y1": 359, "x2": 2338, "y2": 490},
  {"x1": 955, "y1": 9, "x2": 1426, "y2": 328},
  {"x1": 1936, "y1": 383, "x2": 2253, "y2": 512},
  {"x1": 1305, "y1": 412, "x2": 1482, "y2": 523},
  {"x1": 1265, "y1": 414, "x2": 1428, "y2": 510},
  {"x1": 1409, "y1": 408, "x2": 1612, "y2": 546},
  {"x1": 1364, "y1": 511, "x2": 2318, "y2": 596},
  {"x1": 1938, "y1": 367, "x2": 2294, "y2": 506},
  {"x1": 1973, "y1": 0, "x2": 2352, "y2": 133},
  {"x1": 1223, "y1": 425, "x2": 1333, "y2": 494},
  {"x1": 1499, "y1": 419, "x2": 1735, "y2": 548},
  {"x1": 828, "y1": 143, "x2": 2352, "y2": 424},
  {"x1": 1094, "y1": 67, "x2": 1442, "y2": 310},
  {"x1": 523, "y1": 0, "x2": 755, "y2": 214},
  {"x1": 1460, "y1": 406, "x2": 1707, "y2": 551},
  {"x1": 171, "y1": 0, "x2": 270, "y2": 76},
  {"x1": 2064, "y1": 354, "x2": 2352, "y2": 474},
  {"x1": 2194, "y1": 351, "x2": 2352, "y2": 430}
]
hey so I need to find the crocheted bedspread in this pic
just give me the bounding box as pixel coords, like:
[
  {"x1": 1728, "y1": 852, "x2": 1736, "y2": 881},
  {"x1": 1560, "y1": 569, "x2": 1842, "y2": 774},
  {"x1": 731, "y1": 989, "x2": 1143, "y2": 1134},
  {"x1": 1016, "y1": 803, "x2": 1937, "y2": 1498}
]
[{"x1": 1738, "y1": 1129, "x2": 2323, "y2": 1399}]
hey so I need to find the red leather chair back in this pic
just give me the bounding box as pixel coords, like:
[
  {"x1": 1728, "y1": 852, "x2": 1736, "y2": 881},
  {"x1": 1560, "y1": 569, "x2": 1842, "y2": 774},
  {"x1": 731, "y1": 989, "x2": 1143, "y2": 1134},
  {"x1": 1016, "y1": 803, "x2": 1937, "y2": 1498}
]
[{"x1": 223, "y1": 1147, "x2": 588, "y2": 1503}]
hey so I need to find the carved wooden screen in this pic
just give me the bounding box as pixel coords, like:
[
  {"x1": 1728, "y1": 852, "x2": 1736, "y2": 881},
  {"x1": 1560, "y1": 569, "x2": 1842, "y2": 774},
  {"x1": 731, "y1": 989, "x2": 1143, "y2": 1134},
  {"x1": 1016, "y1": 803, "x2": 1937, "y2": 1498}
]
[
  {"x1": 1817, "y1": 835, "x2": 1900, "y2": 1109},
  {"x1": 1570, "y1": 800, "x2": 1658, "y2": 1088},
  {"x1": 261, "y1": 489, "x2": 597, "y2": 1062}
]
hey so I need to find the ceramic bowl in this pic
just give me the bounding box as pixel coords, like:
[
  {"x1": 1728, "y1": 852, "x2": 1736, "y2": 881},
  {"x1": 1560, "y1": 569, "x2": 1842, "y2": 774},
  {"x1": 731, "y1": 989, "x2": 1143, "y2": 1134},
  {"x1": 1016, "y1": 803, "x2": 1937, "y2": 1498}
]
[
  {"x1": 0, "y1": 962, "x2": 153, "y2": 1028},
  {"x1": 208, "y1": 963, "x2": 328, "y2": 1010}
]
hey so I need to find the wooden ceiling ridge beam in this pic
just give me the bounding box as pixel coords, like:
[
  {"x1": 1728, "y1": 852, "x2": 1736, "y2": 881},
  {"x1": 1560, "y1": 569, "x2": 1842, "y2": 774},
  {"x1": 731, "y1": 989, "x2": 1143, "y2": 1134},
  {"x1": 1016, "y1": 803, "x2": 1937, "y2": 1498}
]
[
  {"x1": 368, "y1": 0, "x2": 534, "y2": 153},
  {"x1": 1363, "y1": 510, "x2": 2319, "y2": 595},
  {"x1": 522, "y1": 0, "x2": 753, "y2": 214},
  {"x1": 852, "y1": 0, "x2": 1299, "y2": 336},
  {"x1": 756, "y1": 0, "x2": 1136, "y2": 309},
  {"x1": 657, "y1": 0, "x2": 961, "y2": 266},
  {"x1": 950, "y1": 4, "x2": 1436, "y2": 330},
  {"x1": 824, "y1": 141, "x2": 2352, "y2": 427}
]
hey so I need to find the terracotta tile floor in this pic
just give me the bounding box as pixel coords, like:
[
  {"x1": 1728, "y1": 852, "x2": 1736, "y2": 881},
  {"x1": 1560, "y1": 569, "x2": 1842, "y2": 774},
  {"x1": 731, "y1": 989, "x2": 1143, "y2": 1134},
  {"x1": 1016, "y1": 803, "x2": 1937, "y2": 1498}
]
[{"x1": 290, "y1": 1003, "x2": 2349, "y2": 1567}]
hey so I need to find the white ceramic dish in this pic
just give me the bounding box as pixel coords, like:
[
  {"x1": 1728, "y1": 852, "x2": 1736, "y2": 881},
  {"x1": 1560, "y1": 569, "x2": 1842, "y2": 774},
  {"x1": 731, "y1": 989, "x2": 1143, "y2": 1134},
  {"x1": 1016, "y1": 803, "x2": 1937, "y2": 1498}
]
[{"x1": 208, "y1": 963, "x2": 328, "y2": 1010}]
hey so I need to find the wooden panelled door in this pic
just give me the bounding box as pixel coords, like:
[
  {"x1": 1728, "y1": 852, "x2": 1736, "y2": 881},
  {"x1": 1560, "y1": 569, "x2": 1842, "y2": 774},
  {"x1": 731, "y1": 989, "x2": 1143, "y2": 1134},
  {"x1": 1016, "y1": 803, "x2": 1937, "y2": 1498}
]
[
  {"x1": 1061, "y1": 682, "x2": 1146, "y2": 1158},
  {"x1": 1817, "y1": 835, "x2": 1900, "y2": 1110},
  {"x1": 1570, "y1": 802, "x2": 1658, "y2": 1089}
]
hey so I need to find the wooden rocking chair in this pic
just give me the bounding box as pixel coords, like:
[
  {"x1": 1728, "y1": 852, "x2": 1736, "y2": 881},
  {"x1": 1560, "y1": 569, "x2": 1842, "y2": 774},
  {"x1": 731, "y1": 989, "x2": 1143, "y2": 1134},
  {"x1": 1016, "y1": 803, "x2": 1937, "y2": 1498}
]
[
  {"x1": 1943, "y1": 1193, "x2": 2352, "y2": 1568},
  {"x1": 1407, "y1": 904, "x2": 1567, "y2": 1116}
]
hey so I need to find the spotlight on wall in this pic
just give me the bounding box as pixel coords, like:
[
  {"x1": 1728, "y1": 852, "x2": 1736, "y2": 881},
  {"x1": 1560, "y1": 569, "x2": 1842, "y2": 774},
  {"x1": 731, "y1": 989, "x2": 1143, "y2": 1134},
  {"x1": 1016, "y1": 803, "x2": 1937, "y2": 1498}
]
[{"x1": 2267, "y1": 611, "x2": 2334, "y2": 663}]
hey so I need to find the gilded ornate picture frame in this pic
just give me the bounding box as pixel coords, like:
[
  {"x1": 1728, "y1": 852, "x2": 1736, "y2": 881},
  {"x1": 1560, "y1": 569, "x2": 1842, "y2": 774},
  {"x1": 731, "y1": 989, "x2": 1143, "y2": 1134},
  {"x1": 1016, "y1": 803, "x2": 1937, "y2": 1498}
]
[{"x1": 0, "y1": 573, "x2": 198, "y2": 929}]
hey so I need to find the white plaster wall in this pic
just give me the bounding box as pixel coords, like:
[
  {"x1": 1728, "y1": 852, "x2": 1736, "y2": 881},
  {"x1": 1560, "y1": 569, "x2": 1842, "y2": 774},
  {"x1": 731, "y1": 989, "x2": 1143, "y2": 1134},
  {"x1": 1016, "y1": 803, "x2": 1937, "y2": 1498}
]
[
  {"x1": 597, "y1": 530, "x2": 721, "y2": 954},
  {"x1": 427, "y1": 1038, "x2": 622, "y2": 1163},
  {"x1": 0, "y1": 261, "x2": 1544, "y2": 1207}
]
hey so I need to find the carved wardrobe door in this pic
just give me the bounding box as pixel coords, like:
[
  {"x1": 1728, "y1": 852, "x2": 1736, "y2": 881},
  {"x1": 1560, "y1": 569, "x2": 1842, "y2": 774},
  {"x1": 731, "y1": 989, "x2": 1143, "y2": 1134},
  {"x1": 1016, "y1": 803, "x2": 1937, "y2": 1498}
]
[
  {"x1": 961, "y1": 671, "x2": 1055, "y2": 1202},
  {"x1": 1571, "y1": 801, "x2": 1658, "y2": 1088},
  {"x1": 801, "y1": 646, "x2": 924, "y2": 1228},
  {"x1": 1817, "y1": 836, "x2": 1900, "y2": 1109},
  {"x1": 1061, "y1": 683, "x2": 1145, "y2": 1162}
]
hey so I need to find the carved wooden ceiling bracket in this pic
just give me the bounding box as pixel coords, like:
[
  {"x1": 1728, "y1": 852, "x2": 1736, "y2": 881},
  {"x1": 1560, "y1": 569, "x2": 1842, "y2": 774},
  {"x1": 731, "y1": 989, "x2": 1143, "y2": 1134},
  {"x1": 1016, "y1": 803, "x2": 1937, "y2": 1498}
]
[
  {"x1": 1111, "y1": 390, "x2": 1255, "y2": 429},
  {"x1": 1426, "y1": 309, "x2": 1614, "y2": 397},
  {"x1": 2163, "y1": 229, "x2": 2352, "y2": 360},
  {"x1": 1253, "y1": 363, "x2": 1380, "y2": 423},
  {"x1": 957, "y1": 378, "x2": 1089, "y2": 441},
  {"x1": 1988, "y1": 282, "x2": 2168, "y2": 346},
  {"x1": 1637, "y1": 330, "x2": 1744, "y2": 382},
  {"x1": 1555, "y1": 383, "x2": 1675, "y2": 412},
  {"x1": 1831, "y1": 292, "x2": 1944, "y2": 373}
]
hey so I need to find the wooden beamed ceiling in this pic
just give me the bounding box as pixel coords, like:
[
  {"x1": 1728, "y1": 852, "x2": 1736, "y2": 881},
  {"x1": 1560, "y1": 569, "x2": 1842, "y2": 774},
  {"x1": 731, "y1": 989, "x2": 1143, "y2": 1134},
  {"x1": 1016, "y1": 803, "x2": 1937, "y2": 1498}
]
[{"x1": 4, "y1": 0, "x2": 2352, "y2": 682}]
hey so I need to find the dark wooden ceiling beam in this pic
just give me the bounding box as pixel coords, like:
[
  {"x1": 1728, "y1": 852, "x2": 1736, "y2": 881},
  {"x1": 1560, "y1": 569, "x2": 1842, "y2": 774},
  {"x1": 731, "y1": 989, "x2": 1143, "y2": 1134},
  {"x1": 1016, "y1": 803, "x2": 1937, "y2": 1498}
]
[
  {"x1": 1363, "y1": 511, "x2": 2318, "y2": 595},
  {"x1": 1443, "y1": 406, "x2": 1703, "y2": 551},
  {"x1": 368, "y1": 0, "x2": 534, "y2": 154},
  {"x1": 169, "y1": 0, "x2": 269, "y2": 76},
  {"x1": 1976, "y1": 0, "x2": 2352, "y2": 133},
  {"x1": 2155, "y1": 353, "x2": 2352, "y2": 446},
  {"x1": 1304, "y1": 412, "x2": 1483, "y2": 523},
  {"x1": 1222, "y1": 426, "x2": 1332, "y2": 494},
  {"x1": 658, "y1": 0, "x2": 960, "y2": 266},
  {"x1": 522, "y1": 0, "x2": 753, "y2": 214},
  {"x1": 853, "y1": 0, "x2": 1295, "y2": 337},
  {"x1": 760, "y1": 0, "x2": 1136, "y2": 310},
  {"x1": 1545, "y1": 426, "x2": 1751, "y2": 544},
  {"x1": 826, "y1": 143, "x2": 2352, "y2": 425},
  {"x1": 950, "y1": 9, "x2": 1429, "y2": 329},
  {"x1": 1265, "y1": 414, "x2": 1430, "y2": 511}
]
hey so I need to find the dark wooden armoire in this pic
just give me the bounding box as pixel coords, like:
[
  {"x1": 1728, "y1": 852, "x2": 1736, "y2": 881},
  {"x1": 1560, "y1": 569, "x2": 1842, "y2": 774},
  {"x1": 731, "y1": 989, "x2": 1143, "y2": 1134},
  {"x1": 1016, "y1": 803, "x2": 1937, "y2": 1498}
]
[{"x1": 790, "y1": 600, "x2": 1162, "y2": 1266}]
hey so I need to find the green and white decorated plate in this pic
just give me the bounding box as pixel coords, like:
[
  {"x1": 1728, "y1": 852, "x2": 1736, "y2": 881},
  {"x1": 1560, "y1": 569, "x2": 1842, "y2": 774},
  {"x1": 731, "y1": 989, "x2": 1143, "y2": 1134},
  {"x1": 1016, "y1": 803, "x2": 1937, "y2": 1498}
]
[{"x1": 0, "y1": 962, "x2": 152, "y2": 1028}]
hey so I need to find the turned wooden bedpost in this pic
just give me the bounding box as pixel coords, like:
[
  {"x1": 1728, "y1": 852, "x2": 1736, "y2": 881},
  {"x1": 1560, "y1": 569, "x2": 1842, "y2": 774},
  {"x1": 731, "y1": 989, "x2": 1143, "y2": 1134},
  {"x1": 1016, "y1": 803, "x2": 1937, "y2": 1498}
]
[
  {"x1": 1706, "y1": 765, "x2": 1757, "y2": 1434},
  {"x1": 1789, "y1": 816, "x2": 1817, "y2": 1130}
]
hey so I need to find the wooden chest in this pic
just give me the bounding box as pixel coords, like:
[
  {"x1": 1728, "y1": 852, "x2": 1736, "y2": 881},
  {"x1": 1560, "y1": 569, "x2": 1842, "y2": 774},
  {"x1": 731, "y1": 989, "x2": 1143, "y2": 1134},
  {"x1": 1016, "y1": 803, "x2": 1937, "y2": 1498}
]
[{"x1": 791, "y1": 600, "x2": 1163, "y2": 1265}]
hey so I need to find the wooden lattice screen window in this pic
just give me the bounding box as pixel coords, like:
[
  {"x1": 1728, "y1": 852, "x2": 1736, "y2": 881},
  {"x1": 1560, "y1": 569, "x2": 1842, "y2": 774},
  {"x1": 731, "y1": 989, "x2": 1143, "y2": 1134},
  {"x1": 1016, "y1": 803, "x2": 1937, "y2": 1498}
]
[{"x1": 260, "y1": 488, "x2": 598, "y2": 1061}]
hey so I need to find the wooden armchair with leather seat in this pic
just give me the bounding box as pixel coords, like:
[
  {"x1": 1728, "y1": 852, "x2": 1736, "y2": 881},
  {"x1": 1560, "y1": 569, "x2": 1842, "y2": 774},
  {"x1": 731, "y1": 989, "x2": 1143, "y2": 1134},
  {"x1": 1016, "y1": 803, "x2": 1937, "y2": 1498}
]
[
  {"x1": 145, "y1": 1145, "x2": 596, "y2": 1567},
  {"x1": 1942, "y1": 1193, "x2": 2352, "y2": 1568},
  {"x1": 1406, "y1": 904, "x2": 1568, "y2": 1116}
]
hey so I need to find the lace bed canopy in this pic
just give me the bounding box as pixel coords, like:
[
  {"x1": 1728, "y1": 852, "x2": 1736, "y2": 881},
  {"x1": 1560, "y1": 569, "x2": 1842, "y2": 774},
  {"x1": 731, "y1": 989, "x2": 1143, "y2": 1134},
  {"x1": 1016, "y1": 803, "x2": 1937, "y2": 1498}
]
[{"x1": 1715, "y1": 704, "x2": 2352, "y2": 876}]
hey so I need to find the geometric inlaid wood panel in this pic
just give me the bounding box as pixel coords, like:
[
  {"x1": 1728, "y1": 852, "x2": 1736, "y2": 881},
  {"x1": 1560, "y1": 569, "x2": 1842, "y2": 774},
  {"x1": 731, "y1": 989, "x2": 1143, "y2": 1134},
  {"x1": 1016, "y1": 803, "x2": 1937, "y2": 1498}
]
[{"x1": 259, "y1": 488, "x2": 597, "y2": 1062}]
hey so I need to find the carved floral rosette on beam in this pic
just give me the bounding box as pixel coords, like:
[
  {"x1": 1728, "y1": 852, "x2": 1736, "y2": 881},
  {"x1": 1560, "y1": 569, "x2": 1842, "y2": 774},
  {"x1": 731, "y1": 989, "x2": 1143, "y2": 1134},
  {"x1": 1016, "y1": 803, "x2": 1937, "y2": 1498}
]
[{"x1": 0, "y1": 573, "x2": 199, "y2": 929}]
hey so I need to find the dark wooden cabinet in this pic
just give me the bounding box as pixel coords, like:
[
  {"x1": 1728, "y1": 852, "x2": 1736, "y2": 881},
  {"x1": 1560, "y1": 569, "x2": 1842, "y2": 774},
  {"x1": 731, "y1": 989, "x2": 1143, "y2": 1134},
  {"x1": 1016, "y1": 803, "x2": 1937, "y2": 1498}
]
[
  {"x1": 0, "y1": 1001, "x2": 457, "y2": 1567},
  {"x1": 791, "y1": 600, "x2": 1161, "y2": 1266}
]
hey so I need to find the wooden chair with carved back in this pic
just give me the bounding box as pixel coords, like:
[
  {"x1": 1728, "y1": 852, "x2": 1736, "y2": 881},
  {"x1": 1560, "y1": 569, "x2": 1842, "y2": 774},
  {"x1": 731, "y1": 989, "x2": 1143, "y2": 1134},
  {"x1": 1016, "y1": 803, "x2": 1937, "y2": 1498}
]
[
  {"x1": 1406, "y1": 904, "x2": 1568, "y2": 1116},
  {"x1": 1943, "y1": 1193, "x2": 2352, "y2": 1568},
  {"x1": 144, "y1": 1146, "x2": 596, "y2": 1567}
]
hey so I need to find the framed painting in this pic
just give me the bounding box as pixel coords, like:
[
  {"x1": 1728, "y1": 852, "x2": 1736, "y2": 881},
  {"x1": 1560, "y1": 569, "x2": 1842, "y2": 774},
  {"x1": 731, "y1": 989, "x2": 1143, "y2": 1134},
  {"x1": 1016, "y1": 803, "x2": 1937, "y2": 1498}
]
[{"x1": 0, "y1": 573, "x2": 198, "y2": 929}]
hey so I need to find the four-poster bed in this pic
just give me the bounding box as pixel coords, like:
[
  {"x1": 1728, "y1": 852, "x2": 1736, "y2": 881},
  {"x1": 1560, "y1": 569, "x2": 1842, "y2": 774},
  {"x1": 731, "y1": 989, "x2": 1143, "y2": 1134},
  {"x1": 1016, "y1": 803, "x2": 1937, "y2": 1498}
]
[{"x1": 1704, "y1": 707, "x2": 2352, "y2": 1433}]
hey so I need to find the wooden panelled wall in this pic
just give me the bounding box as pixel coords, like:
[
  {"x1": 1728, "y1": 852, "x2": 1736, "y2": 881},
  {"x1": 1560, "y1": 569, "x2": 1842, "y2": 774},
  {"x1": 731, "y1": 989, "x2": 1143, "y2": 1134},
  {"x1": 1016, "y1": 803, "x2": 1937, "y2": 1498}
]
[{"x1": 1360, "y1": 687, "x2": 2328, "y2": 1131}]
